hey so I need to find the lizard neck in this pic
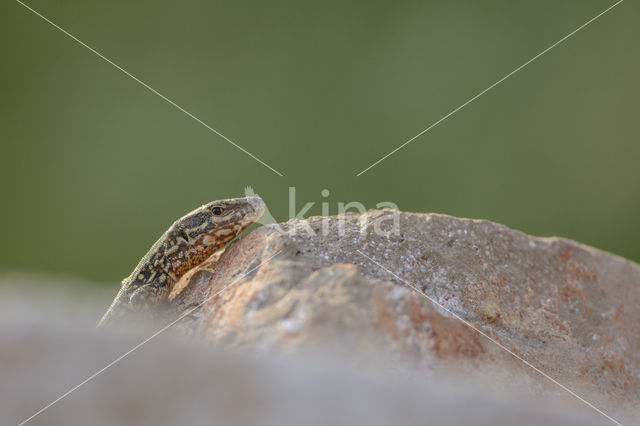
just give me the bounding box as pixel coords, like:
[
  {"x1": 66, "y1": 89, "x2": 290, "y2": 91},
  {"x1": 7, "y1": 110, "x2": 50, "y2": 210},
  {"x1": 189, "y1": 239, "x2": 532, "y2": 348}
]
[{"x1": 163, "y1": 243, "x2": 221, "y2": 282}]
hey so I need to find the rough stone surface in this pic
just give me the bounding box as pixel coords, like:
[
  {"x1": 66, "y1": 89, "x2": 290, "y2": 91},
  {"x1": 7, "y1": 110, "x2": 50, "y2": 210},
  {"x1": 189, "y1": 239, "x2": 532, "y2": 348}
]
[
  {"x1": 169, "y1": 210, "x2": 640, "y2": 422},
  {"x1": 4, "y1": 210, "x2": 639, "y2": 425}
]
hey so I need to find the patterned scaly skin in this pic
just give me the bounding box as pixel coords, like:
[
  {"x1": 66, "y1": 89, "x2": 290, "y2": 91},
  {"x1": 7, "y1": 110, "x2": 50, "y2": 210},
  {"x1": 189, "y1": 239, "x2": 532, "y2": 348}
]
[{"x1": 98, "y1": 196, "x2": 265, "y2": 327}]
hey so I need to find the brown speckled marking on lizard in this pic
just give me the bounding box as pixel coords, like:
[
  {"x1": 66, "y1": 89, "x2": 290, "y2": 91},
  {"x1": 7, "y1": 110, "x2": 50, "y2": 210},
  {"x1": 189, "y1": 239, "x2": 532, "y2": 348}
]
[{"x1": 98, "y1": 196, "x2": 266, "y2": 327}]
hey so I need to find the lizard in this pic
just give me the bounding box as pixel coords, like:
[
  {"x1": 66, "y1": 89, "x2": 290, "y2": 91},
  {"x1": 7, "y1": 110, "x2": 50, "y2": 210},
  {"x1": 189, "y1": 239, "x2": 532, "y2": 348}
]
[{"x1": 98, "y1": 196, "x2": 266, "y2": 328}]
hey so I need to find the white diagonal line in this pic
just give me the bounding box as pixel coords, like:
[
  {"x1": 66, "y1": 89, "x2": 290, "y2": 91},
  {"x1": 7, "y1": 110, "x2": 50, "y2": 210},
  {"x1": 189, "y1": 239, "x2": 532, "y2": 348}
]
[
  {"x1": 356, "y1": 0, "x2": 623, "y2": 176},
  {"x1": 356, "y1": 250, "x2": 622, "y2": 426},
  {"x1": 14, "y1": 0, "x2": 284, "y2": 177},
  {"x1": 17, "y1": 250, "x2": 282, "y2": 426}
]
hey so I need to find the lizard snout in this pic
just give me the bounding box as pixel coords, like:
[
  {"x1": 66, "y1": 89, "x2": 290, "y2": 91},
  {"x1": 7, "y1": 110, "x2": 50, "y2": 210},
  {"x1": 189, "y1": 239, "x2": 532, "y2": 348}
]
[{"x1": 244, "y1": 196, "x2": 266, "y2": 222}]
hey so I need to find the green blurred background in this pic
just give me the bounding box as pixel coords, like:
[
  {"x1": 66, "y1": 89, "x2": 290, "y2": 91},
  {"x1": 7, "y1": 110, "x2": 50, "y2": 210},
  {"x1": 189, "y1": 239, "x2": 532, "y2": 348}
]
[{"x1": 1, "y1": 0, "x2": 637, "y2": 285}]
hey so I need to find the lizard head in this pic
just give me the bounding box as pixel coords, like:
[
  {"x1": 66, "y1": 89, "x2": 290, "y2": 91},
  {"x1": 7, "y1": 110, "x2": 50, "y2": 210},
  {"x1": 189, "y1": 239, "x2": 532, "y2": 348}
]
[{"x1": 173, "y1": 196, "x2": 266, "y2": 252}]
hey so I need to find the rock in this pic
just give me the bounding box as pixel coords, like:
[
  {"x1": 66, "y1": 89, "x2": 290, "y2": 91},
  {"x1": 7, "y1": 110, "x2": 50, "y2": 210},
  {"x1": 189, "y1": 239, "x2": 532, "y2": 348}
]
[
  {"x1": 0, "y1": 305, "x2": 604, "y2": 426},
  {"x1": 168, "y1": 210, "x2": 640, "y2": 422}
]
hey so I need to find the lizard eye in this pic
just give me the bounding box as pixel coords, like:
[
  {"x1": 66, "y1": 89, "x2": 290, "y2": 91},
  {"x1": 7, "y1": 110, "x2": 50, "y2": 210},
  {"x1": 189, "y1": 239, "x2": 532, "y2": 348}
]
[{"x1": 211, "y1": 206, "x2": 223, "y2": 216}]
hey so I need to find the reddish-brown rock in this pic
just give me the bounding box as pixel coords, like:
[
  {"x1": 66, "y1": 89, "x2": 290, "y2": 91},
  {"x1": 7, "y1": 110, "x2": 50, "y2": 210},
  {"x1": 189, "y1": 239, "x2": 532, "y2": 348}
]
[
  {"x1": 3, "y1": 210, "x2": 639, "y2": 425},
  {"x1": 170, "y1": 210, "x2": 640, "y2": 422}
]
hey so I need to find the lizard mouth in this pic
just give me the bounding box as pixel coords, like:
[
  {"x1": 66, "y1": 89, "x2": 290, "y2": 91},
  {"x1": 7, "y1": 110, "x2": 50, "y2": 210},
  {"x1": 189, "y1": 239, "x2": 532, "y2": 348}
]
[
  {"x1": 246, "y1": 196, "x2": 266, "y2": 216},
  {"x1": 238, "y1": 196, "x2": 266, "y2": 225}
]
